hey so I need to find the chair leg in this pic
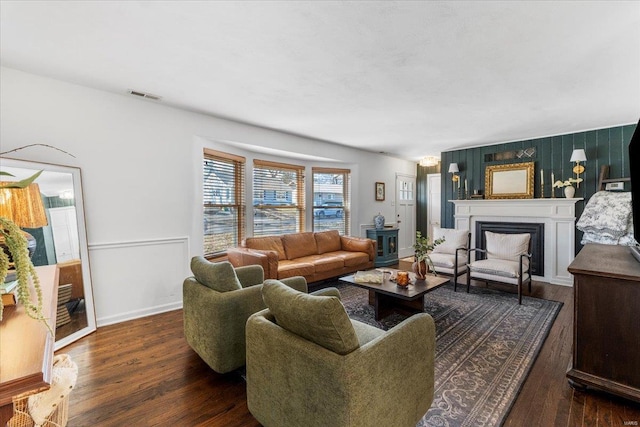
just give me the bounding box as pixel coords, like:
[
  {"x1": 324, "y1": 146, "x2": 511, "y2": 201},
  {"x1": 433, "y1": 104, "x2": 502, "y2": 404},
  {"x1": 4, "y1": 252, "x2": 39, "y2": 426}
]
[
  {"x1": 528, "y1": 279, "x2": 532, "y2": 293},
  {"x1": 453, "y1": 271, "x2": 458, "y2": 292},
  {"x1": 518, "y1": 278, "x2": 522, "y2": 304},
  {"x1": 466, "y1": 267, "x2": 471, "y2": 293}
]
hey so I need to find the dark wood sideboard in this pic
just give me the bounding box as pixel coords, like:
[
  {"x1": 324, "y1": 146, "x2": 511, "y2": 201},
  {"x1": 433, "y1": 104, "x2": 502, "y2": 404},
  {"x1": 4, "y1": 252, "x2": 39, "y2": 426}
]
[{"x1": 567, "y1": 243, "x2": 640, "y2": 403}]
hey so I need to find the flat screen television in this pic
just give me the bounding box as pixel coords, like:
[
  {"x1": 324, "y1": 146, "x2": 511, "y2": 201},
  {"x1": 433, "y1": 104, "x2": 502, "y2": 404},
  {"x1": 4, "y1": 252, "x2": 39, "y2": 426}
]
[{"x1": 629, "y1": 119, "x2": 640, "y2": 262}]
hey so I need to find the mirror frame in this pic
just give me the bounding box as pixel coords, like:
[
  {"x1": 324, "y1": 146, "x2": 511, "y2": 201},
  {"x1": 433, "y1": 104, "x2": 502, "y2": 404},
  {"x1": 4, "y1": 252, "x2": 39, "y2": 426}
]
[
  {"x1": 484, "y1": 161, "x2": 535, "y2": 199},
  {"x1": 1, "y1": 157, "x2": 96, "y2": 349}
]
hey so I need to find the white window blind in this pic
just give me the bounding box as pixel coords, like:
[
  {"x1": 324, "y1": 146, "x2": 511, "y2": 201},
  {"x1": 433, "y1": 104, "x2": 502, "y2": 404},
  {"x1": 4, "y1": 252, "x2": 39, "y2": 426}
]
[
  {"x1": 253, "y1": 160, "x2": 305, "y2": 236},
  {"x1": 312, "y1": 168, "x2": 351, "y2": 235},
  {"x1": 203, "y1": 149, "x2": 245, "y2": 256}
]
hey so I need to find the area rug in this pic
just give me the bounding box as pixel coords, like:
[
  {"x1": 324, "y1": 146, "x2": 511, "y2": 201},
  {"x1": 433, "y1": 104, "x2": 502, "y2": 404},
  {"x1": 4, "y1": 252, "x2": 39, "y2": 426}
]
[{"x1": 331, "y1": 281, "x2": 563, "y2": 427}]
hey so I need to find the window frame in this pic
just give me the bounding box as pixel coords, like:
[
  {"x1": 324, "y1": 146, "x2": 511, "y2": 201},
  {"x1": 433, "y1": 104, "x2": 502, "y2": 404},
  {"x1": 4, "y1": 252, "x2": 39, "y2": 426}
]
[
  {"x1": 312, "y1": 167, "x2": 351, "y2": 235},
  {"x1": 203, "y1": 148, "x2": 246, "y2": 257}
]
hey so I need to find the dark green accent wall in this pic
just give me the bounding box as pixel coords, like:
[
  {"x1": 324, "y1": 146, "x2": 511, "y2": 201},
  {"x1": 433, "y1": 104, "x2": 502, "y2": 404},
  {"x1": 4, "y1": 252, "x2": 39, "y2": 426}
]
[{"x1": 416, "y1": 123, "x2": 636, "y2": 253}]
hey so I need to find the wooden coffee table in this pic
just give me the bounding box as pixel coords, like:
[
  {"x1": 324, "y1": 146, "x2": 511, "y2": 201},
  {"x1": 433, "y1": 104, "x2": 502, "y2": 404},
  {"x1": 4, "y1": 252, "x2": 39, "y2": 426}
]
[{"x1": 339, "y1": 269, "x2": 449, "y2": 320}]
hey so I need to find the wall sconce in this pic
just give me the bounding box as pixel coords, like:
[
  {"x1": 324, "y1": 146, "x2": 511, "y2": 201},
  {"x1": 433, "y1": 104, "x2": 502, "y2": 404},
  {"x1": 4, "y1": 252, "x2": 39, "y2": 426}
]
[
  {"x1": 448, "y1": 163, "x2": 459, "y2": 184},
  {"x1": 570, "y1": 149, "x2": 587, "y2": 188},
  {"x1": 419, "y1": 156, "x2": 440, "y2": 167}
]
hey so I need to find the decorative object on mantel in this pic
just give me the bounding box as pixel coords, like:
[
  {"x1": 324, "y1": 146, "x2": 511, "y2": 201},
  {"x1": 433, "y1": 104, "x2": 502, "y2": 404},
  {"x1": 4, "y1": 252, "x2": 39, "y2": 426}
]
[
  {"x1": 375, "y1": 182, "x2": 385, "y2": 201},
  {"x1": 470, "y1": 189, "x2": 484, "y2": 199},
  {"x1": 412, "y1": 231, "x2": 445, "y2": 280},
  {"x1": 540, "y1": 168, "x2": 545, "y2": 198},
  {"x1": 553, "y1": 177, "x2": 582, "y2": 198},
  {"x1": 570, "y1": 149, "x2": 587, "y2": 188},
  {"x1": 373, "y1": 212, "x2": 385, "y2": 230}
]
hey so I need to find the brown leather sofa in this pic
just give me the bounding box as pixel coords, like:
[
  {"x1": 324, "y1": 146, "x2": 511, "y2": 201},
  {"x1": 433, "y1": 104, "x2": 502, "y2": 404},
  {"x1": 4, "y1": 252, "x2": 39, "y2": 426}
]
[{"x1": 227, "y1": 230, "x2": 376, "y2": 283}]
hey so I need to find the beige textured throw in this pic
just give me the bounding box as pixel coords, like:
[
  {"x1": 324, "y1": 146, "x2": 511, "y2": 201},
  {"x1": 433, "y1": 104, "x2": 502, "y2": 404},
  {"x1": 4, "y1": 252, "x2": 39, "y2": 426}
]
[{"x1": 28, "y1": 354, "x2": 78, "y2": 426}]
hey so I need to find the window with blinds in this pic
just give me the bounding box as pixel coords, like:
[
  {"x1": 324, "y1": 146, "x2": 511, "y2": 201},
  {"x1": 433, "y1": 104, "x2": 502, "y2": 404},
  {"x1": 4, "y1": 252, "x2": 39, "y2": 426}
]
[
  {"x1": 253, "y1": 160, "x2": 305, "y2": 236},
  {"x1": 312, "y1": 168, "x2": 351, "y2": 235},
  {"x1": 203, "y1": 149, "x2": 245, "y2": 256}
]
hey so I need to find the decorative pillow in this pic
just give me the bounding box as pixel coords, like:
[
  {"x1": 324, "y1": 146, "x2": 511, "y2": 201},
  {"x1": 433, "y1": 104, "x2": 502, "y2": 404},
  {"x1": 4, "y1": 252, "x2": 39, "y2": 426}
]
[
  {"x1": 262, "y1": 279, "x2": 360, "y2": 355},
  {"x1": 190, "y1": 257, "x2": 242, "y2": 292},
  {"x1": 485, "y1": 231, "x2": 530, "y2": 266},
  {"x1": 432, "y1": 227, "x2": 469, "y2": 254}
]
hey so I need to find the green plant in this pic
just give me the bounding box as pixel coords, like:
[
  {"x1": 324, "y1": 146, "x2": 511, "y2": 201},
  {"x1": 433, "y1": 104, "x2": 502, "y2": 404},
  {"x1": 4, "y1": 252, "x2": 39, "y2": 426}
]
[
  {"x1": 413, "y1": 231, "x2": 445, "y2": 275},
  {"x1": 0, "y1": 170, "x2": 52, "y2": 333}
]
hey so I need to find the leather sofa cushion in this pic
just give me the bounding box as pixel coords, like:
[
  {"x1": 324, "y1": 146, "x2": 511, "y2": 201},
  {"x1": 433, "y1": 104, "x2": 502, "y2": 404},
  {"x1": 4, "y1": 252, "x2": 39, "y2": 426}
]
[
  {"x1": 262, "y1": 280, "x2": 360, "y2": 355},
  {"x1": 277, "y1": 260, "x2": 315, "y2": 279},
  {"x1": 283, "y1": 232, "x2": 318, "y2": 260},
  {"x1": 295, "y1": 255, "x2": 344, "y2": 273},
  {"x1": 244, "y1": 236, "x2": 287, "y2": 261},
  {"x1": 190, "y1": 257, "x2": 241, "y2": 292},
  {"x1": 330, "y1": 251, "x2": 370, "y2": 267},
  {"x1": 315, "y1": 230, "x2": 342, "y2": 254}
]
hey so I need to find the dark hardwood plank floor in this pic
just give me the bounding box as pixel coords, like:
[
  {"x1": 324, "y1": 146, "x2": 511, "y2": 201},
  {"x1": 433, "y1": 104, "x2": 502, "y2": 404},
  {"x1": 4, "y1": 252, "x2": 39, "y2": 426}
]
[{"x1": 57, "y1": 279, "x2": 640, "y2": 427}]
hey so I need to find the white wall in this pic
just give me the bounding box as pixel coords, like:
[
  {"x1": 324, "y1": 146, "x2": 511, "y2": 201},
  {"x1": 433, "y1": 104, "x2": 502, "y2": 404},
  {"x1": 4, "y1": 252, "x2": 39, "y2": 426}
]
[{"x1": 0, "y1": 67, "x2": 416, "y2": 325}]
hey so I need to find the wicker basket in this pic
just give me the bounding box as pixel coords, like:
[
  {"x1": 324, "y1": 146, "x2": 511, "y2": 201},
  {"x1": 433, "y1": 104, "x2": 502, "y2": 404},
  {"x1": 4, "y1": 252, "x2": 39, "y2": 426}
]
[{"x1": 8, "y1": 392, "x2": 69, "y2": 427}]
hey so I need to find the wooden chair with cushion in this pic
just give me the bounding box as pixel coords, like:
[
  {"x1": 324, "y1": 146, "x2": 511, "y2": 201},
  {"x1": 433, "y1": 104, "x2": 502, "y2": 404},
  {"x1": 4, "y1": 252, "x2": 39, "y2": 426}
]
[
  {"x1": 246, "y1": 280, "x2": 436, "y2": 427},
  {"x1": 428, "y1": 226, "x2": 470, "y2": 289},
  {"x1": 465, "y1": 231, "x2": 532, "y2": 304}
]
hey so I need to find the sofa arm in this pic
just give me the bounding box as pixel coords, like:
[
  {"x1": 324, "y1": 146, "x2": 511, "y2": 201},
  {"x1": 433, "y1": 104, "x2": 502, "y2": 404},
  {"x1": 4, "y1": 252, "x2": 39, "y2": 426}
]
[
  {"x1": 340, "y1": 236, "x2": 376, "y2": 261},
  {"x1": 227, "y1": 247, "x2": 279, "y2": 279}
]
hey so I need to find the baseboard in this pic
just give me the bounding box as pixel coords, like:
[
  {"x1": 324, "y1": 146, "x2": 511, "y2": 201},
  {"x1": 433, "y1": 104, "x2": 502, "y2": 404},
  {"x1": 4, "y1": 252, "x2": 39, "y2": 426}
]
[{"x1": 97, "y1": 301, "x2": 183, "y2": 327}]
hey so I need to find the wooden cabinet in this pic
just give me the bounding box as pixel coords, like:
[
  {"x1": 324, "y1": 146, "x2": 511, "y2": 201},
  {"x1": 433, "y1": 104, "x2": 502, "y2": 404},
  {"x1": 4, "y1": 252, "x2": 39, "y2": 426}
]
[
  {"x1": 366, "y1": 228, "x2": 399, "y2": 267},
  {"x1": 567, "y1": 243, "x2": 640, "y2": 403},
  {"x1": 0, "y1": 265, "x2": 59, "y2": 424}
]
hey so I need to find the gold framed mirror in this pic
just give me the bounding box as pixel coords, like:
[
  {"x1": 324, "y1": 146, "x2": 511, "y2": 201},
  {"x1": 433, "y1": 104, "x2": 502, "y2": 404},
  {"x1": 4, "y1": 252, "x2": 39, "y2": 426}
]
[{"x1": 485, "y1": 161, "x2": 535, "y2": 199}]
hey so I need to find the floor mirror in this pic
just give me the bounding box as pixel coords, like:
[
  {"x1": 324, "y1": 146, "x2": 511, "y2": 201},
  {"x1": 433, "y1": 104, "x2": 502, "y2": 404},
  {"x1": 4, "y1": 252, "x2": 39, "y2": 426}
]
[{"x1": 0, "y1": 157, "x2": 96, "y2": 349}]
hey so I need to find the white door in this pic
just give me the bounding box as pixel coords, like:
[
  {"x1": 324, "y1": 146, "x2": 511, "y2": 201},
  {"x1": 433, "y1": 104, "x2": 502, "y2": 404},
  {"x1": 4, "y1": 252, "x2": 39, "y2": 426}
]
[
  {"x1": 426, "y1": 174, "x2": 442, "y2": 239},
  {"x1": 395, "y1": 174, "x2": 416, "y2": 258},
  {"x1": 49, "y1": 206, "x2": 80, "y2": 262}
]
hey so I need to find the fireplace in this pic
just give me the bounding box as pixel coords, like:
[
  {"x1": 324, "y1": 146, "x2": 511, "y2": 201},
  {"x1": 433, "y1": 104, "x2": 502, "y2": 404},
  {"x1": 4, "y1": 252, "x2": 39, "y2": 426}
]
[
  {"x1": 451, "y1": 198, "x2": 580, "y2": 286},
  {"x1": 475, "y1": 221, "x2": 544, "y2": 276}
]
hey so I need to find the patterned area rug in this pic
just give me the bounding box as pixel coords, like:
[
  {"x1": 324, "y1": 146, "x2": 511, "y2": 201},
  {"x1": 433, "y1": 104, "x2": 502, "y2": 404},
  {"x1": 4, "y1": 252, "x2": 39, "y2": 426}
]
[{"x1": 331, "y1": 281, "x2": 563, "y2": 427}]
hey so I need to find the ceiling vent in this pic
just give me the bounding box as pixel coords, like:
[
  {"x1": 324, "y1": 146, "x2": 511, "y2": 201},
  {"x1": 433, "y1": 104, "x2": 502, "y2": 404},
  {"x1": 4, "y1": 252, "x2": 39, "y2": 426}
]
[{"x1": 128, "y1": 90, "x2": 162, "y2": 101}]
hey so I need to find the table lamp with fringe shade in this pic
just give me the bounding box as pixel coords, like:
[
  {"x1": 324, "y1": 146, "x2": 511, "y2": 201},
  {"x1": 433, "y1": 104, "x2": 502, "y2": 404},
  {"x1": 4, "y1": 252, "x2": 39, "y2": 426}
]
[{"x1": 0, "y1": 182, "x2": 48, "y2": 276}]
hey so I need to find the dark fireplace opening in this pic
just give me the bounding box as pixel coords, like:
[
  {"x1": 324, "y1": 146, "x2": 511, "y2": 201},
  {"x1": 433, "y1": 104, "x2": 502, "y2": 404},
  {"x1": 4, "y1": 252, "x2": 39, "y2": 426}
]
[{"x1": 475, "y1": 221, "x2": 544, "y2": 276}]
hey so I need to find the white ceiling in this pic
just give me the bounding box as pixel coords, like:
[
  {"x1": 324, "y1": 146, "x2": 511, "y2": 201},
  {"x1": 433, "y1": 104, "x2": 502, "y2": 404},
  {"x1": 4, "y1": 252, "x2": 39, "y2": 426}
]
[{"x1": 1, "y1": 1, "x2": 639, "y2": 161}]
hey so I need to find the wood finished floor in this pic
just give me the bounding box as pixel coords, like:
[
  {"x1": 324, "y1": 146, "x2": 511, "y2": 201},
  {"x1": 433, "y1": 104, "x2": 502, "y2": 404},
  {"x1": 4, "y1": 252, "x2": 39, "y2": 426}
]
[{"x1": 58, "y1": 279, "x2": 640, "y2": 427}]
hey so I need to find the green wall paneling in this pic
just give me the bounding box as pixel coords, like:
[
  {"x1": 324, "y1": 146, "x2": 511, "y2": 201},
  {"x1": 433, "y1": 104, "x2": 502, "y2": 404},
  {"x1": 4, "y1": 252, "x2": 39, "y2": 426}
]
[{"x1": 416, "y1": 122, "x2": 637, "y2": 254}]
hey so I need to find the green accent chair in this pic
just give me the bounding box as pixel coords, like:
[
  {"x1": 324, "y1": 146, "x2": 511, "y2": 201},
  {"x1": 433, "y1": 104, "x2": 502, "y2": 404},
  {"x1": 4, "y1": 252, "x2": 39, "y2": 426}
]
[
  {"x1": 183, "y1": 257, "x2": 307, "y2": 374},
  {"x1": 246, "y1": 280, "x2": 436, "y2": 427}
]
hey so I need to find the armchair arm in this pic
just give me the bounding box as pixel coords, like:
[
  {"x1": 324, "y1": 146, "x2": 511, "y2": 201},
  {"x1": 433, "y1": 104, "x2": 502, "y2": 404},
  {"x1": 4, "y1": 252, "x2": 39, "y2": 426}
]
[
  {"x1": 279, "y1": 276, "x2": 308, "y2": 293},
  {"x1": 519, "y1": 253, "x2": 533, "y2": 276},
  {"x1": 235, "y1": 264, "x2": 265, "y2": 288},
  {"x1": 340, "y1": 236, "x2": 376, "y2": 261},
  {"x1": 227, "y1": 247, "x2": 279, "y2": 279},
  {"x1": 468, "y1": 247, "x2": 487, "y2": 261},
  {"x1": 310, "y1": 286, "x2": 341, "y2": 299}
]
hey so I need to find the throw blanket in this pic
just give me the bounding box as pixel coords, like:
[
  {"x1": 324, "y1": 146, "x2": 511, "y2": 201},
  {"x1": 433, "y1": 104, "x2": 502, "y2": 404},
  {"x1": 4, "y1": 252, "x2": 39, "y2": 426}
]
[
  {"x1": 577, "y1": 191, "x2": 636, "y2": 245},
  {"x1": 28, "y1": 354, "x2": 78, "y2": 426}
]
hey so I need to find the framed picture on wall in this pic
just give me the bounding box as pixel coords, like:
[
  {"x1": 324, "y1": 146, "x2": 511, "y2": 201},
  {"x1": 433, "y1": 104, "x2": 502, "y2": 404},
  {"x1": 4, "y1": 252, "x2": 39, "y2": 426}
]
[
  {"x1": 485, "y1": 161, "x2": 535, "y2": 199},
  {"x1": 375, "y1": 182, "x2": 385, "y2": 201}
]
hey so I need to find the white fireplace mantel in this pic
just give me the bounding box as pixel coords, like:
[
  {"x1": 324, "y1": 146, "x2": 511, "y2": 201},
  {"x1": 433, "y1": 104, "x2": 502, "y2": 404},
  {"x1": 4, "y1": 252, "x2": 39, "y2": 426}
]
[{"x1": 451, "y1": 198, "x2": 582, "y2": 286}]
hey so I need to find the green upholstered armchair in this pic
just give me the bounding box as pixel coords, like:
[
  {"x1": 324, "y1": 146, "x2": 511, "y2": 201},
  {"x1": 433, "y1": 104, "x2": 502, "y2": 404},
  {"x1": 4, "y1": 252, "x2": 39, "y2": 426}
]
[
  {"x1": 246, "y1": 280, "x2": 436, "y2": 427},
  {"x1": 183, "y1": 257, "x2": 307, "y2": 374}
]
